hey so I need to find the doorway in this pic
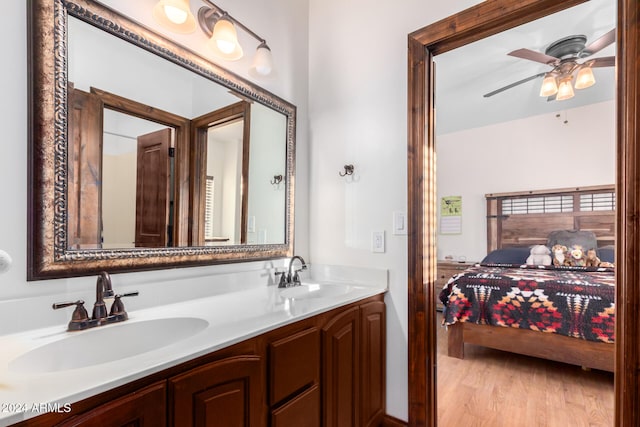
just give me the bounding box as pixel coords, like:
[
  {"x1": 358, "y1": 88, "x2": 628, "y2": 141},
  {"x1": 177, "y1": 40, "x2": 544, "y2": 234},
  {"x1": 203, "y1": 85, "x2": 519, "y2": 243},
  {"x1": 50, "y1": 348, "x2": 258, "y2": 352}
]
[{"x1": 406, "y1": 0, "x2": 640, "y2": 425}]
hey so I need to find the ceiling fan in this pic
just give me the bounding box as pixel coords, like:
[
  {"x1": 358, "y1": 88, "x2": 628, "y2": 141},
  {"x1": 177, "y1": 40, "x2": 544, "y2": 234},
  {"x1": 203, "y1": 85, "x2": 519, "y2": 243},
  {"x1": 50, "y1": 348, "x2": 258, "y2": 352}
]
[{"x1": 483, "y1": 28, "x2": 615, "y2": 101}]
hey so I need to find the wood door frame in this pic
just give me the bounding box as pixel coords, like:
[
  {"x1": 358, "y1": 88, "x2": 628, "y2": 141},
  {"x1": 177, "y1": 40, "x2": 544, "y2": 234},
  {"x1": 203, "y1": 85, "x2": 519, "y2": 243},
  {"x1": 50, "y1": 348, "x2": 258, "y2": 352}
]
[
  {"x1": 406, "y1": 1, "x2": 640, "y2": 426},
  {"x1": 89, "y1": 87, "x2": 191, "y2": 247},
  {"x1": 190, "y1": 101, "x2": 251, "y2": 245}
]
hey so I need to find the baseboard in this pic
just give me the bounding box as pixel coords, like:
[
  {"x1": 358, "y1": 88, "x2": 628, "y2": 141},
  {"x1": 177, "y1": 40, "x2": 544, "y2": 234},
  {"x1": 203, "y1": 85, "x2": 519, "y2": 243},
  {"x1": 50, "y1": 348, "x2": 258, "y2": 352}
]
[{"x1": 382, "y1": 414, "x2": 408, "y2": 427}]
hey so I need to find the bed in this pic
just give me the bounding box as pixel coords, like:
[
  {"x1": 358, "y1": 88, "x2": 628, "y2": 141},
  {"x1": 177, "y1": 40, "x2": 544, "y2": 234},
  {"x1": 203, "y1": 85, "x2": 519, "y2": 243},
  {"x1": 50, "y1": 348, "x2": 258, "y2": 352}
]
[{"x1": 441, "y1": 185, "x2": 616, "y2": 372}]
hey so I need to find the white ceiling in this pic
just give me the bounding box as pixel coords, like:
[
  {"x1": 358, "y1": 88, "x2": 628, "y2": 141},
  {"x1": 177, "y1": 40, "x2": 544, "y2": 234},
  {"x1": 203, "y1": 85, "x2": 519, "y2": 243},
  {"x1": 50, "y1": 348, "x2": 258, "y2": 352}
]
[{"x1": 434, "y1": 0, "x2": 616, "y2": 135}]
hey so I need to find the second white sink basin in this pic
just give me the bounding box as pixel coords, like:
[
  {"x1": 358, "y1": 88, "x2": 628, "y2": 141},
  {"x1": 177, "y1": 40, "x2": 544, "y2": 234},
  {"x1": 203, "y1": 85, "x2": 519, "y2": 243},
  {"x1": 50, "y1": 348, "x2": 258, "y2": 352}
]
[
  {"x1": 279, "y1": 283, "x2": 352, "y2": 300},
  {"x1": 9, "y1": 317, "x2": 209, "y2": 374}
]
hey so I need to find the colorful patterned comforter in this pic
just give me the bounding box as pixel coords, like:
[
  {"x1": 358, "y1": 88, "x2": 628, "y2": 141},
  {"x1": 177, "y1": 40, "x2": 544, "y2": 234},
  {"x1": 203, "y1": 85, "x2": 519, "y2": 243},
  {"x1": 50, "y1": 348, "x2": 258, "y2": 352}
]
[{"x1": 440, "y1": 264, "x2": 615, "y2": 343}]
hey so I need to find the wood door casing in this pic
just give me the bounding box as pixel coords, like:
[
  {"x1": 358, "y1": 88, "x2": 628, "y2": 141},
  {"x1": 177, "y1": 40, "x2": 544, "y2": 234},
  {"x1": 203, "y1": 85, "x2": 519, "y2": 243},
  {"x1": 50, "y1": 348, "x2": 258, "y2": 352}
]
[
  {"x1": 67, "y1": 84, "x2": 103, "y2": 249},
  {"x1": 135, "y1": 128, "x2": 172, "y2": 248},
  {"x1": 190, "y1": 101, "x2": 251, "y2": 245}
]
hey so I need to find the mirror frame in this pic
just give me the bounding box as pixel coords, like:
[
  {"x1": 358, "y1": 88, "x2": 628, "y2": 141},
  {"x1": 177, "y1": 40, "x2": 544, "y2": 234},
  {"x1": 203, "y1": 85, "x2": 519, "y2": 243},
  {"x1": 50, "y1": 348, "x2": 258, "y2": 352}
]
[
  {"x1": 28, "y1": 0, "x2": 296, "y2": 280},
  {"x1": 407, "y1": 0, "x2": 639, "y2": 425}
]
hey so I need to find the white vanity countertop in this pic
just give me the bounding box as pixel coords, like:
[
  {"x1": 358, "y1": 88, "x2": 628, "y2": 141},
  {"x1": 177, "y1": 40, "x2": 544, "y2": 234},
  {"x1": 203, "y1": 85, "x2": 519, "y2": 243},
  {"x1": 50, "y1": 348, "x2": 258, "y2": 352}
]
[{"x1": 0, "y1": 267, "x2": 387, "y2": 426}]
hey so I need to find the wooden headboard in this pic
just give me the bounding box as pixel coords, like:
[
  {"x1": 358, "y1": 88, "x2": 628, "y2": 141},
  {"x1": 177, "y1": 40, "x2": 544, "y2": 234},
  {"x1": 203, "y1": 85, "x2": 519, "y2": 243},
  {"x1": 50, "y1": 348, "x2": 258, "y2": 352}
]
[{"x1": 486, "y1": 185, "x2": 616, "y2": 252}]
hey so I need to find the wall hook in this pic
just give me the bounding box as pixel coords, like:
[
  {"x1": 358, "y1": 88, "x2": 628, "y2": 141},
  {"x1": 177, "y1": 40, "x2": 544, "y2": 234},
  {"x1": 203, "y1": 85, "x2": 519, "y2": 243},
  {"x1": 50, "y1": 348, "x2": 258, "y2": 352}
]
[
  {"x1": 270, "y1": 174, "x2": 283, "y2": 185},
  {"x1": 339, "y1": 164, "x2": 354, "y2": 177}
]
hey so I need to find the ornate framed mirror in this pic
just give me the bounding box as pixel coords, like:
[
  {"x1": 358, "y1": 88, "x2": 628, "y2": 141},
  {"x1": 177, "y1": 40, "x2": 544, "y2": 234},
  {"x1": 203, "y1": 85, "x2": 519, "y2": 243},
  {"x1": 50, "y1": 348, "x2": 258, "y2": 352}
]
[{"x1": 28, "y1": 0, "x2": 296, "y2": 279}]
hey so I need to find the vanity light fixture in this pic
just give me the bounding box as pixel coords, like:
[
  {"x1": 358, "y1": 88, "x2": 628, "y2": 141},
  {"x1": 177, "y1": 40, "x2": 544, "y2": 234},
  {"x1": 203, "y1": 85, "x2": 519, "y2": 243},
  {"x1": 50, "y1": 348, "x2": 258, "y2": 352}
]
[
  {"x1": 153, "y1": 0, "x2": 275, "y2": 77},
  {"x1": 198, "y1": 0, "x2": 274, "y2": 76}
]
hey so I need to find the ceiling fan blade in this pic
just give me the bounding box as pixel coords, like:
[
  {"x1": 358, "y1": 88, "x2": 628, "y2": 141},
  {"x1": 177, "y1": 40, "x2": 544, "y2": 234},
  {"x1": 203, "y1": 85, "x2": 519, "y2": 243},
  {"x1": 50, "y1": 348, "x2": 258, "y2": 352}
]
[
  {"x1": 508, "y1": 48, "x2": 558, "y2": 65},
  {"x1": 583, "y1": 29, "x2": 616, "y2": 56},
  {"x1": 483, "y1": 72, "x2": 546, "y2": 98},
  {"x1": 590, "y1": 56, "x2": 616, "y2": 68}
]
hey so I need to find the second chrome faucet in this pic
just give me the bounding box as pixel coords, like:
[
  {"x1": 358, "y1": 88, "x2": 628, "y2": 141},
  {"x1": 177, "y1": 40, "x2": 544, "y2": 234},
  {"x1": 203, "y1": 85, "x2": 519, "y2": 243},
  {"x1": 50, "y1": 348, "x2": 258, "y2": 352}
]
[{"x1": 277, "y1": 256, "x2": 308, "y2": 288}]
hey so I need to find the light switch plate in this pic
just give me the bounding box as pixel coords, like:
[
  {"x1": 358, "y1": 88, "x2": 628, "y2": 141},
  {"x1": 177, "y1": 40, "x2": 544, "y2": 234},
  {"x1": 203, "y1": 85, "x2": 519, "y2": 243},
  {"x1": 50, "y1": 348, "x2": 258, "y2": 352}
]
[
  {"x1": 371, "y1": 231, "x2": 385, "y2": 253},
  {"x1": 393, "y1": 211, "x2": 407, "y2": 235}
]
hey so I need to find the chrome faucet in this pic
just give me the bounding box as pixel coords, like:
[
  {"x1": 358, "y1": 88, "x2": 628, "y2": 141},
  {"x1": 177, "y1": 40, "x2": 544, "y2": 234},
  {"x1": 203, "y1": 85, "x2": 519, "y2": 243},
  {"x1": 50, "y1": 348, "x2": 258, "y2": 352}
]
[
  {"x1": 277, "y1": 256, "x2": 308, "y2": 288},
  {"x1": 53, "y1": 271, "x2": 138, "y2": 331}
]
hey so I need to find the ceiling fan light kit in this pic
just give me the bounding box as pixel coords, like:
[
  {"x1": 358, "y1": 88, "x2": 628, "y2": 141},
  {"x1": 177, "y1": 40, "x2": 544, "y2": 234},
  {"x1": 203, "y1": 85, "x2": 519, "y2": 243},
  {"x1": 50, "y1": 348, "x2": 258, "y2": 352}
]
[{"x1": 486, "y1": 28, "x2": 615, "y2": 102}]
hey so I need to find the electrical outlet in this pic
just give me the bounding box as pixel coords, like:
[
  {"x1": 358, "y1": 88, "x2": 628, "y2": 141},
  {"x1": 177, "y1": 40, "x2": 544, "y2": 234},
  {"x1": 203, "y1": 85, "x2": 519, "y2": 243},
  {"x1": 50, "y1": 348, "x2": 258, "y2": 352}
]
[{"x1": 371, "y1": 231, "x2": 385, "y2": 253}]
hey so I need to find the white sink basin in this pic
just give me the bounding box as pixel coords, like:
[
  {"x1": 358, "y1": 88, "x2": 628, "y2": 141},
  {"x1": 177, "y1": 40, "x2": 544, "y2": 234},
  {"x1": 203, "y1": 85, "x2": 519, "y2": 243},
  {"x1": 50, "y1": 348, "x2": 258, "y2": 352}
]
[
  {"x1": 279, "y1": 283, "x2": 352, "y2": 300},
  {"x1": 9, "y1": 317, "x2": 209, "y2": 373}
]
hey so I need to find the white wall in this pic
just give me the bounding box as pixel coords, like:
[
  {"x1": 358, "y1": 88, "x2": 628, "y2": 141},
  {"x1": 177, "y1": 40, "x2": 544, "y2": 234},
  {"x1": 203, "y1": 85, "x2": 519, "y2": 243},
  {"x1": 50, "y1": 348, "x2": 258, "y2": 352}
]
[
  {"x1": 307, "y1": 0, "x2": 483, "y2": 420},
  {"x1": 436, "y1": 100, "x2": 616, "y2": 262},
  {"x1": 0, "y1": 0, "x2": 309, "y2": 299}
]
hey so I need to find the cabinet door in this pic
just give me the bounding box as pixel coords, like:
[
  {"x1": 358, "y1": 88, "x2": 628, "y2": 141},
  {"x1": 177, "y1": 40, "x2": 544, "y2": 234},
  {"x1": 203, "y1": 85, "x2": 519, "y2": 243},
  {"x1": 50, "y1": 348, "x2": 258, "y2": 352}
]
[
  {"x1": 57, "y1": 381, "x2": 166, "y2": 427},
  {"x1": 322, "y1": 306, "x2": 359, "y2": 427},
  {"x1": 169, "y1": 355, "x2": 263, "y2": 427},
  {"x1": 360, "y1": 301, "x2": 386, "y2": 427}
]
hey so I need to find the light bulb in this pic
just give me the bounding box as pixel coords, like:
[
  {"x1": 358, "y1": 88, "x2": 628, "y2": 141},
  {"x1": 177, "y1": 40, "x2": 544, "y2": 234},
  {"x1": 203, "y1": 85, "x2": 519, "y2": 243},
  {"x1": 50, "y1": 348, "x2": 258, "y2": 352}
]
[
  {"x1": 575, "y1": 66, "x2": 596, "y2": 90},
  {"x1": 556, "y1": 78, "x2": 575, "y2": 101},
  {"x1": 152, "y1": 0, "x2": 196, "y2": 34},
  {"x1": 164, "y1": 5, "x2": 188, "y2": 24},
  {"x1": 539, "y1": 74, "x2": 558, "y2": 97},
  {"x1": 249, "y1": 43, "x2": 274, "y2": 77},
  {"x1": 207, "y1": 16, "x2": 243, "y2": 60}
]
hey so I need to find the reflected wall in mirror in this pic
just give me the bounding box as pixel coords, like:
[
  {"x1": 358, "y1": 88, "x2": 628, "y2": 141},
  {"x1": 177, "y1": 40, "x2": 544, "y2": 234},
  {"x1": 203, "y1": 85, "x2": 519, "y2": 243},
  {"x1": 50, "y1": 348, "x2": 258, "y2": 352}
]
[{"x1": 28, "y1": 0, "x2": 296, "y2": 279}]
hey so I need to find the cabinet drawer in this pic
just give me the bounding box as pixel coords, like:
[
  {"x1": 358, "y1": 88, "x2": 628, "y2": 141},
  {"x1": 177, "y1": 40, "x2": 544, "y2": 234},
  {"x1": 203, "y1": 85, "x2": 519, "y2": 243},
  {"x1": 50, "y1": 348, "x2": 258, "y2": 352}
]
[
  {"x1": 269, "y1": 327, "x2": 320, "y2": 405},
  {"x1": 271, "y1": 384, "x2": 320, "y2": 427}
]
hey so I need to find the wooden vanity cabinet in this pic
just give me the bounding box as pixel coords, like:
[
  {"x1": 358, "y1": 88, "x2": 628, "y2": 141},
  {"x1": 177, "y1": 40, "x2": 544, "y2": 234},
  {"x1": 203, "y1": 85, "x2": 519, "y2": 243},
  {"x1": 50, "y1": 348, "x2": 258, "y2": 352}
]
[
  {"x1": 322, "y1": 301, "x2": 386, "y2": 427},
  {"x1": 169, "y1": 355, "x2": 263, "y2": 427},
  {"x1": 13, "y1": 295, "x2": 385, "y2": 427},
  {"x1": 55, "y1": 381, "x2": 167, "y2": 427}
]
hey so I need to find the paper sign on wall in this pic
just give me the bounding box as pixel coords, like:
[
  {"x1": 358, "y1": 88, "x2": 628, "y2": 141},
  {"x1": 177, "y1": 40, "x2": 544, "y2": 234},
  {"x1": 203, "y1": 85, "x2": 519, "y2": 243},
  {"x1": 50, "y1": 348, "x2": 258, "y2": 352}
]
[{"x1": 440, "y1": 196, "x2": 462, "y2": 234}]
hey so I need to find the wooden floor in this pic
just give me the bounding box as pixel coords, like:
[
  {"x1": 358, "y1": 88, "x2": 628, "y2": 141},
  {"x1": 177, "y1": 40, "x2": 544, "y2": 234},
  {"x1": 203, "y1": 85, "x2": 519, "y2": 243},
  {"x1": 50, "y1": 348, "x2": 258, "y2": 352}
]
[{"x1": 436, "y1": 323, "x2": 614, "y2": 427}]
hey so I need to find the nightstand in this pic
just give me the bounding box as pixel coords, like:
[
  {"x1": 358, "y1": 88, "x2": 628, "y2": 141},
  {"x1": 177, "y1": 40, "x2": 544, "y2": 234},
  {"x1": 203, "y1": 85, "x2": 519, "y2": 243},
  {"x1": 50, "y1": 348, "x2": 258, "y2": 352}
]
[{"x1": 435, "y1": 260, "x2": 476, "y2": 311}]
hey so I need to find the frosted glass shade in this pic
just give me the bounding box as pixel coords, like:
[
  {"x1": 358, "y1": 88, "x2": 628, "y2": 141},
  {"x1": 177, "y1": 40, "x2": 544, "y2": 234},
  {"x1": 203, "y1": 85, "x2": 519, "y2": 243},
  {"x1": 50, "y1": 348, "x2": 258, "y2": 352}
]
[
  {"x1": 556, "y1": 78, "x2": 575, "y2": 101},
  {"x1": 539, "y1": 74, "x2": 558, "y2": 97},
  {"x1": 249, "y1": 43, "x2": 274, "y2": 77},
  {"x1": 575, "y1": 66, "x2": 596, "y2": 89},
  {"x1": 208, "y1": 17, "x2": 243, "y2": 60},
  {"x1": 152, "y1": 0, "x2": 196, "y2": 34}
]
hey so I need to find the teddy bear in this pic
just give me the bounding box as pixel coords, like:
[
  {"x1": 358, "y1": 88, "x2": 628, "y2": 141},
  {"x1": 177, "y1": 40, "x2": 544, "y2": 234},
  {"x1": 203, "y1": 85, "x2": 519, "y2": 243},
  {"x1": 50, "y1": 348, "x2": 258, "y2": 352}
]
[
  {"x1": 585, "y1": 248, "x2": 601, "y2": 267},
  {"x1": 526, "y1": 244, "x2": 552, "y2": 266},
  {"x1": 551, "y1": 244, "x2": 569, "y2": 266},
  {"x1": 567, "y1": 244, "x2": 587, "y2": 267}
]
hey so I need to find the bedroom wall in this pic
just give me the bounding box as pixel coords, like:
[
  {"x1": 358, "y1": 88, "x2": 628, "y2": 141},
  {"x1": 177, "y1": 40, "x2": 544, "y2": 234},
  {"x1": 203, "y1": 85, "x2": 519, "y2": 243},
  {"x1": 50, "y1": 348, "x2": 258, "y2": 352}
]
[{"x1": 436, "y1": 100, "x2": 616, "y2": 263}]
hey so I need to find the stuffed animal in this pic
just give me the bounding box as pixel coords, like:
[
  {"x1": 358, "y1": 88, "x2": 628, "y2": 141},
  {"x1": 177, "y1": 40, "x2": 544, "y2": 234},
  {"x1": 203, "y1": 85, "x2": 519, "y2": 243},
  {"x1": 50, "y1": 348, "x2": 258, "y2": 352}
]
[
  {"x1": 551, "y1": 244, "x2": 569, "y2": 266},
  {"x1": 585, "y1": 248, "x2": 601, "y2": 267},
  {"x1": 526, "y1": 245, "x2": 552, "y2": 266},
  {"x1": 568, "y1": 244, "x2": 587, "y2": 267}
]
